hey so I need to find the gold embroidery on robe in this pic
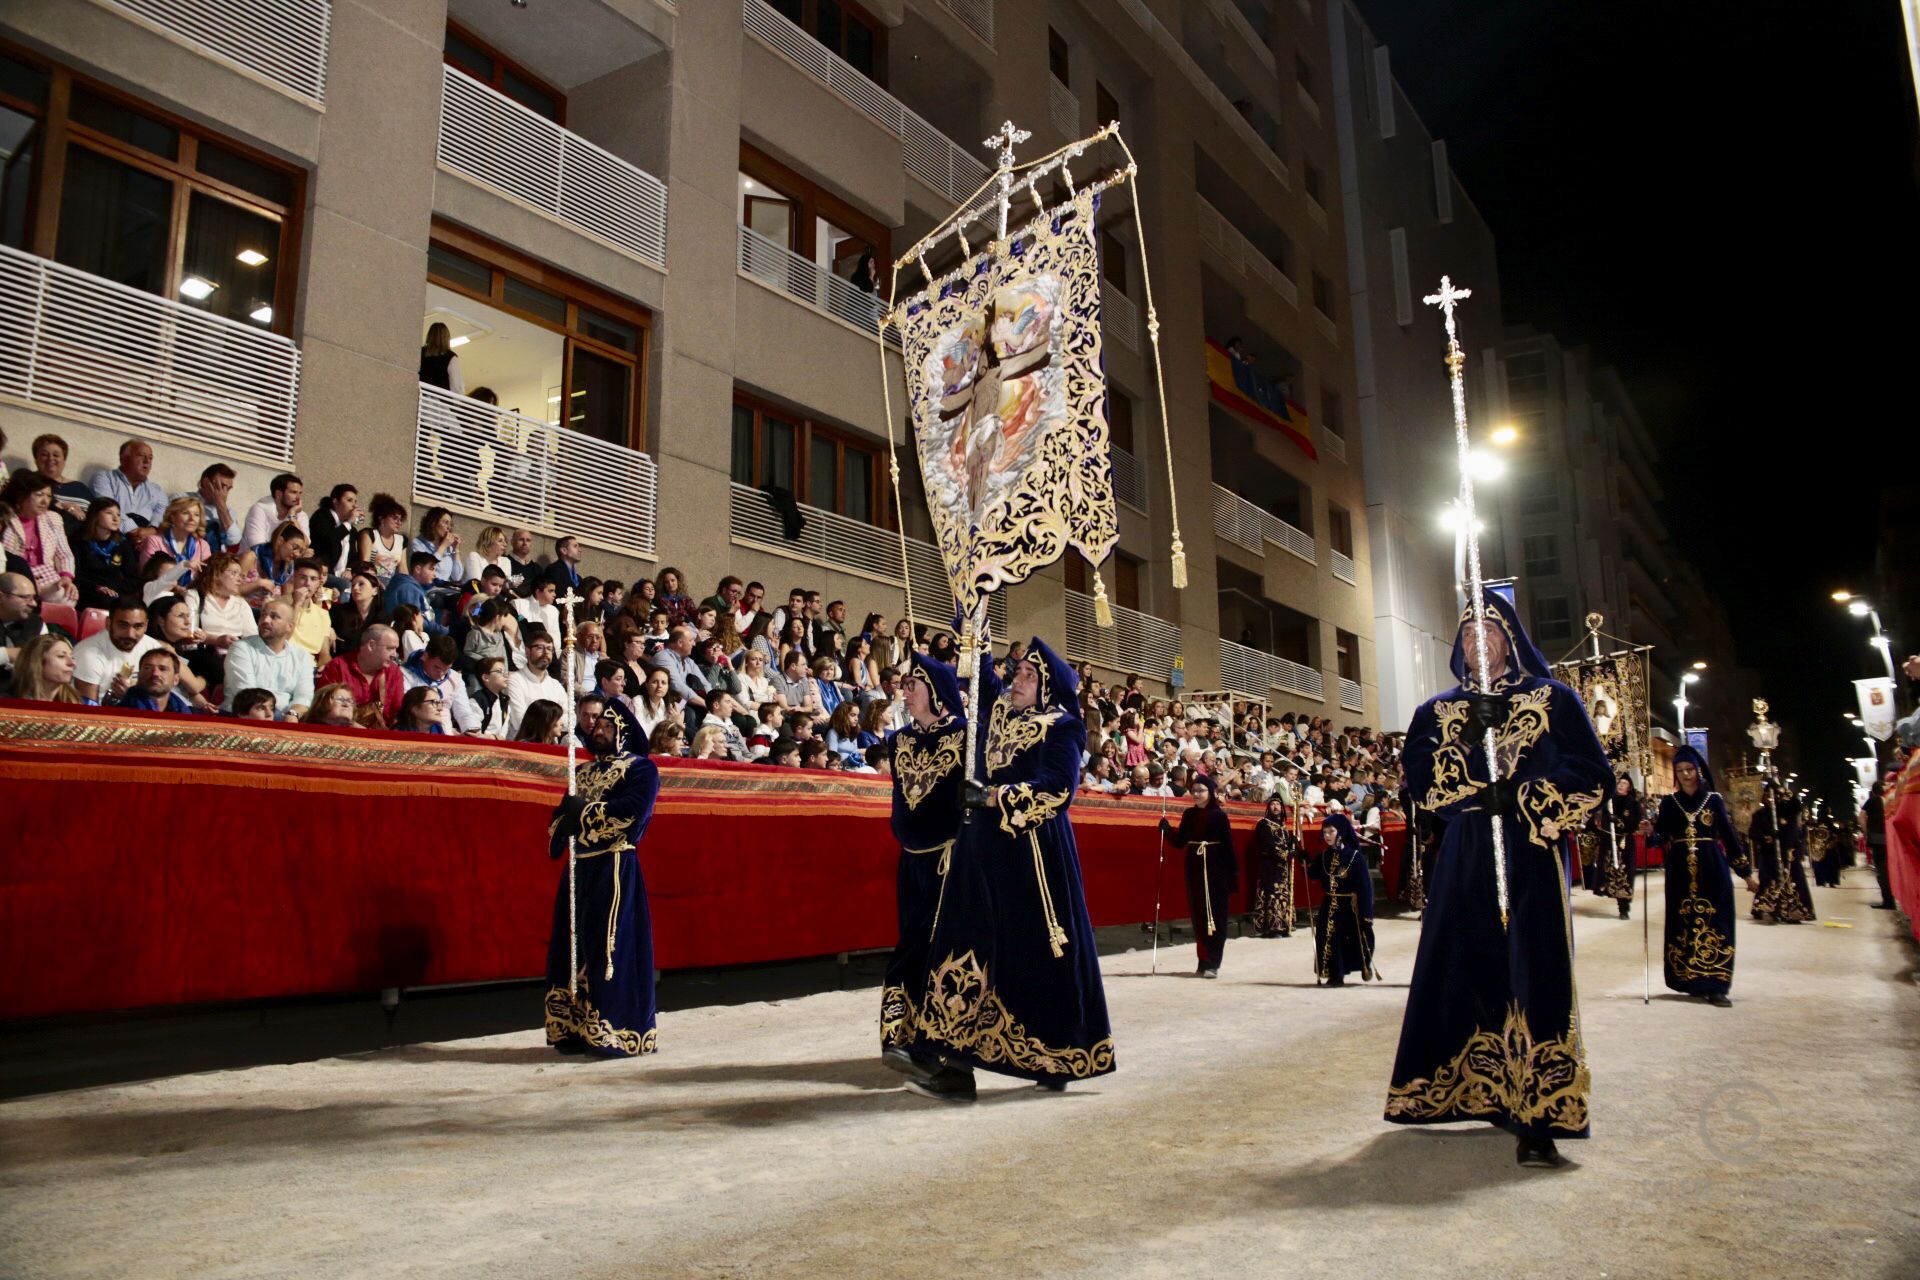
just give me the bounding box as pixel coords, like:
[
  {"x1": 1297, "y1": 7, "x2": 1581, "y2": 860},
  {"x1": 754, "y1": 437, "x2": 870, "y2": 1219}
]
[
  {"x1": 918, "y1": 949, "x2": 1115, "y2": 1078},
  {"x1": 1424, "y1": 743, "x2": 1480, "y2": 811},
  {"x1": 543, "y1": 985, "x2": 657, "y2": 1056},
  {"x1": 879, "y1": 984, "x2": 918, "y2": 1047},
  {"x1": 894, "y1": 730, "x2": 965, "y2": 810},
  {"x1": 1385, "y1": 1001, "x2": 1588, "y2": 1131},
  {"x1": 997, "y1": 782, "x2": 1069, "y2": 834},
  {"x1": 577, "y1": 802, "x2": 635, "y2": 852},
  {"x1": 1667, "y1": 852, "x2": 1737, "y2": 982},
  {"x1": 984, "y1": 701, "x2": 1063, "y2": 775},
  {"x1": 1518, "y1": 778, "x2": 1602, "y2": 846}
]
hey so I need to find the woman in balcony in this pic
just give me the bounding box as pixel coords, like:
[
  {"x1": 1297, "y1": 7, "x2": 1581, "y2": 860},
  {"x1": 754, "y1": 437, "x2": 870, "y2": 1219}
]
[
  {"x1": 354, "y1": 494, "x2": 409, "y2": 581},
  {"x1": 653, "y1": 566, "x2": 694, "y2": 629},
  {"x1": 419, "y1": 322, "x2": 464, "y2": 395},
  {"x1": 465, "y1": 526, "x2": 511, "y2": 585},
  {"x1": 301, "y1": 683, "x2": 358, "y2": 728},
  {"x1": 194, "y1": 553, "x2": 258, "y2": 657},
  {"x1": 396, "y1": 685, "x2": 447, "y2": 735},
  {"x1": 843, "y1": 632, "x2": 881, "y2": 704},
  {"x1": 138, "y1": 497, "x2": 212, "y2": 579},
  {"x1": 9, "y1": 633, "x2": 87, "y2": 705},
  {"x1": 633, "y1": 668, "x2": 679, "y2": 744},
  {"x1": 775, "y1": 615, "x2": 812, "y2": 670},
  {"x1": 412, "y1": 507, "x2": 463, "y2": 584},
  {"x1": 332, "y1": 571, "x2": 386, "y2": 657},
  {"x1": 1, "y1": 473, "x2": 78, "y2": 606},
  {"x1": 73, "y1": 499, "x2": 140, "y2": 613},
  {"x1": 882, "y1": 617, "x2": 914, "y2": 675}
]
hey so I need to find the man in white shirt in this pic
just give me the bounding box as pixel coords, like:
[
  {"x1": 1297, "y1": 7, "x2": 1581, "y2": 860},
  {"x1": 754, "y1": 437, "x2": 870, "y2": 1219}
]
[
  {"x1": 241, "y1": 473, "x2": 309, "y2": 548},
  {"x1": 506, "y1": 632, "x2": 568, "y2": 738},
  {"x1": 514, "y1": 579, "x2": 562, "y2": 647},
  {"x1": 873, "y1": 667, "x2": 909, "y2": 733},
  {"x1": 400, "y1": 634, "x2": 480, "y2": 734},
  {"x1": 72, "y1": 599, "x2": 164, "y2": 701},
  {"x1": 733, "y1": 580, "x2": 765, "y2": 636},
  {"x1": 221, "y1": 600, "x2": 314, "y2": 718}
]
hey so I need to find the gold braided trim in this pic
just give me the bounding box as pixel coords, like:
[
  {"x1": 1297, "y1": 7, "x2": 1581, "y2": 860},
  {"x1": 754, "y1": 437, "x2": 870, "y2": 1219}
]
[
  {"x1": 895, "y1": 729, "x2": 965, "y2": 810},
  {"x1": 543, "y1": 986, "x2": 657, "y2": 1056},
  {"x1": 1029, "y1": 832, "x2": 1070, "y2": 958},
  {"x1": 880, "y1": 984, "x2": 919, "y2": 1047},
  {"x1": 918, "y1": 949, "x2": 1114, "y2": 1079},
  {"x1": 998, "y1": 782, "x2": 1070, "y2": 834},
  {"x1": 1385, "y1": 1001, "x2": 1589, "y2": 1130},
  {"x1": 1518, "y1": 779, "x2": 1602, "y2": 846}
]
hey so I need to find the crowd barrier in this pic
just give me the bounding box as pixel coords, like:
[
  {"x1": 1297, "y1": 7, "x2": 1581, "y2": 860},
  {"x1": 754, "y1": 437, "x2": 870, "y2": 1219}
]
[
  {"x1": 0, "y1": 702, "x2": 1404, "y2": 1020},
  {"x1": 1887, "y1": 759, "x2": 1920, "y2": 944}
]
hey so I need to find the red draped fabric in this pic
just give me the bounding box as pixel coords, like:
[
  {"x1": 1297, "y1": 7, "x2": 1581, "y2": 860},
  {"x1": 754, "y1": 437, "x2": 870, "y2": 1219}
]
[
  {"x1": 0, "y1": 701, "x2": 1402, "y2": 1019},
  {"x1": 1886, "y1": 760, "x2": 1920, "y2": 944}
]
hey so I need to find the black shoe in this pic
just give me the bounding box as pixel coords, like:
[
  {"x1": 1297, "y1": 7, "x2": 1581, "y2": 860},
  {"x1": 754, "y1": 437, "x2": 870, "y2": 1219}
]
[
  {"x1": 1515, "y1": 1135, "x2": 1563, "y2": 1168},
  {"x1": 904, "y1": 1065, "x2": 976, "y2": 1103},
  {"x1": 881, "y1": 1045, "x2": 935, "y2": 1080},
  {"x1": 551, "y1": 1038, "x2": 589, "y2": 1056},
  {"x1": 1034, "y1": 1079, "x2": 1067, "y2": 1093},
  {"x1": 1618, "y1": 904, "x2": 1631, "y2": 919},
  {"x1": 1872, "y1": 902, "x2": 1896, "y2": 910},
  {"x1": 1708, "y1": 994, "x2": 1733, "y2": 1008},
  {"x1": 1325, "y1": 973, "x2": 1346, "y2": 987}
]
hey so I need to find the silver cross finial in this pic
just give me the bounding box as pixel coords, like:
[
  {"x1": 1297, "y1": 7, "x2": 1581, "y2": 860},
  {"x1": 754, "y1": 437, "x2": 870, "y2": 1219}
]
[
  {"x1": 983, "y1": 120, "x2": 1031, "y2": 171},
  {"x1": 1423, "y1": 275, "x2": 1472, "y2": 344},
  {"x1": 557, "y1": 586, "x2": 583, "y2": 644}
]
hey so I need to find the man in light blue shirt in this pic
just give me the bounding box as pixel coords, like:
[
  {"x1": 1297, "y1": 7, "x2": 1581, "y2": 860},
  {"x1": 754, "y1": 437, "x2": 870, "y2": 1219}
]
[
  {"x1": 648, "y1": 625, "x2": 709, "y2": 728},
  {"x1": 90, "y1": 439, "x2": 166, "y2": 530},
  {"x1": 221, "y1": 599, "x2": 314, "y2": 718}
]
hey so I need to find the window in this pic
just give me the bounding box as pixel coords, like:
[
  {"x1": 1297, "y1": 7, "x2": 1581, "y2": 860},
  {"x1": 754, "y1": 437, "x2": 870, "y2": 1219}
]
[
  {"x1": 1522, "y1": 533, "x2": 1560, "y2": 577},
  {"x1": 770, "y1": 0, "x2": 887, "y2": 82},
  {"x1": 427, "y1": 224, "x2": 651, "y2": 449},
  {"x1": 1100, "y1": 229, "x2": 1129, "y2": 294},
  {"x1": 1533, "y1": 595, "x2": 1572, "y2": 643},
  {"x1": 1505, "y1": 350, "x2": 1549, "y2": 404},
  {"x1": 1304, "y1": 161, "x2": 1325, "y2": 207},
  {"x1": 1327, "y1": 505, "x2": 1353, "y2": 556},
  {"x1": 0, "y1": 44, "x2": 303, "y2": 333},
  {"x1": 738, "y1": 143, "x2": 889, "y2": 269},
  {"x1": 1108, "y1": 388, "x2": 1135, "y2": 451},
  {"x1": 1114, "y1": 554, "x2": 1141, "y2": 611},
  {"x1": 1312, "y1": 272, "x2": 1336, "y2": 321},
  {"x1": 1322, "y1": 387, "x2": 1345, "y2": 441},
  {"x1": 1335, "y1": 628, "x2": 1359, "y2": 681},
  {"x1": 444, "y1": 22, "x2": 565, "y2": 122},
  {"x1": 1048, "y1": 28, "x2": 1070, "y2": 86},
  {"x1": 732, "y1": 391, "x2": 886, "y2": 525},
  {"x1": 1296, "y1": 53, "x2": 1316, "y2": 103},
  {"x1": 1517, "y1": 469, "x2": 1557, "y2": 516},
  {"x1": 1096, "y1": 81, "x2": 1120, "y2": 128}
]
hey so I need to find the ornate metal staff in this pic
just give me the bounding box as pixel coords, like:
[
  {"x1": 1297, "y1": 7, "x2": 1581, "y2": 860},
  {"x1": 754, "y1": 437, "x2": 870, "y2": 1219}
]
[
  {"x1": 1424, "y1": 276, "x2": 1509, "y2": 931},
  {"x1": 559, "y1": 585, "x2": 583, "y2": 997}
]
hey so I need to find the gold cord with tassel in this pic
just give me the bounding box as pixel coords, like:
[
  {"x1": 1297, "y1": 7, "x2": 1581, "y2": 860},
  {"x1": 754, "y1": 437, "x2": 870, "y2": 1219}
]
[{"x1": 1092, "y1": 563, "x2": 1114, "y2": 627}]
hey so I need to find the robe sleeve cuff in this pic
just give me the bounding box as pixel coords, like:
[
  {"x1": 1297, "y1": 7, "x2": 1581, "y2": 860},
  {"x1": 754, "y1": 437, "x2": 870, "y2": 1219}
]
[
  {"x1": 998, "y1": 783, "x2": 1069, "y2": 835},
  {"x1": 1517, "y1": 780, "x2": 1602, "y2": 846}
]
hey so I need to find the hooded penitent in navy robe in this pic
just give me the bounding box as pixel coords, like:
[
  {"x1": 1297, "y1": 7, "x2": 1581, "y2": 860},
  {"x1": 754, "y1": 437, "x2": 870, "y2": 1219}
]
[
  {"x1": 913, "y1": 637, "x2": 1116, "y2": 1083},
  {"x1": 1749, "y1": 788, "x2": 1815, "y2": 924},
  {"x1": 880, "y1": 654, "x2": 968, "y2": 1053},
  {"x1": 545, "y1": 711, "x2": 661, "y2": 1057},
  {"x1": 1310, "y1": 813, "x2": 1377, "y2": 982},
  {"x1": 1595, "y1": 785, "x2": 1640, "y2": 907},
  {"x1": 1248, "y1": 802, "x2": 1301, "y2": 937},
  {"x1": 1386, "y1": 591, "x2": 1612, "y2": 1142},
  {"x1": 1166, "y1": 794, "x2": 1237, "y2": 972},
  {"x1": 1652, "y1": 746, "x2": 1750, "y2": 997}
]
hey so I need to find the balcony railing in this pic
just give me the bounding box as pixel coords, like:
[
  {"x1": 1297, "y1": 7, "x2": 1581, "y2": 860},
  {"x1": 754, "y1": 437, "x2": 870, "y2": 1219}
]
[
  {"x1": 1065, "y1": 589, "x2": 1181, "y2": 678},
  {"x1": 1111, "y1": 444, "x2": 1148, "y2": 510},
  {"x1": 1102, "y1": 281, "x2": 1140, "y2": 353},
  {"x1": 1049, "y1": 77, "x2": 1080, "y2": 140},
  {"x1": 729, "y1": 482, "x2": 1006, "y2": 633},
  {"x1": 0, "y1": 243, "x2": 299, "y2": 463},
  {"x1": 1194, "y1": 196, "x2": 1298, "y2": 307},
  {"x1": 1330, "y1": 548, "x2": 1357, "y2": 585},
  {"x1": 743, "y1": 0, "x2": 990, "y2": 207},
  {"x1": 99, "y1": 0, "x2": 331, "y2": 105},
  {"x1": 1211, "y1": 0, "x2": 1275, "y2": 72},
  {"x1": 1319, "y1": 427, "x2": 1347, "y2": 462},
  {"x1": 439, "y1": 65, "x2": 668, "y2": 270},
  {"x1": 1220, "y1": 638, "x2": 1325, "y2": 702},
  {"x1": 1211, "y1": 485, "x2": 1316, "y2": 564},
  {"x1": 414, "y1": 384, "x2": 657, "y2": 560},
  {"x1": 1116, "y1": 0, "x2": 1289, "y2": 187},
  {"x1": 1339, "y1": 676, "x2": 1365, "y2": 713},
  {"x1": 739, "y1": 225, "x2": 897, "y2": 344},
  {"x1": 935, "y1": 0, "x2": 995, "y2": 47}
]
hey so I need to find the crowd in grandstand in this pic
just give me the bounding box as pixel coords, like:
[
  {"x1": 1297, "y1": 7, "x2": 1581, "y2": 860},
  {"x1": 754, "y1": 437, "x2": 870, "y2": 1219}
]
[{"x1": 1, "y1": 429, "x2": 1405, "y2": 805}]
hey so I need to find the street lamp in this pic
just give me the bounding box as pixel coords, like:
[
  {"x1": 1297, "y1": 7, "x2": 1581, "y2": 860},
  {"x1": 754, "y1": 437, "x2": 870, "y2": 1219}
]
[
  {"x1": 1675, "y1": 669, "x2": 1702, "y2": 736},
  {"x1": 1834, "y1": 592, "x2": 1896, "y2": 679},
  {"x1": 1490, "y1": 423, "x2": 1519, "y2": 447}
]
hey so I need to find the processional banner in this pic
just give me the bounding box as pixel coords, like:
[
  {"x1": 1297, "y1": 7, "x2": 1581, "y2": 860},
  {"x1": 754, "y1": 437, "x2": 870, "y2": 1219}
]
[
  {"x1": 1550, "y1": 650, "x2": 1653, "y2": 783},
  {"x1": 897, "y1": 193, "x2": 1118, "y2": 616}
]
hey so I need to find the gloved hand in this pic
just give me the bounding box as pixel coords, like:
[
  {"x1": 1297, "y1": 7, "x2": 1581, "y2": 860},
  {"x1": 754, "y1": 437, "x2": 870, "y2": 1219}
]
[
  {"x1": 1462, "y1": 691, "x2": 1508, "y2": 740},
  {"x1": 1158, "y1": 817, "x2": 1174, "y2": 839},
  {"x1": 550, "y1": 794, "x2": 589, "y2": 849},
  {"x1": 962, "y1": 779, "x2": 997, "y2": 810},
  {"x1": 1480, "y1": 777, "x2": 1519, "y2": 819}
]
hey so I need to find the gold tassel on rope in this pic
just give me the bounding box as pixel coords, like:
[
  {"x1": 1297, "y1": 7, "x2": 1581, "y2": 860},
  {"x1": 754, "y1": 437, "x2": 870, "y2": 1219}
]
[
  {"x1": 1092, "y1": 564, "x2": 1114, "y2": 628},
  {"x1": 1170, "y1": 537, "x2": 1188, "y2": 590},
  {"x1": 957, "y1": 619, "x2": 975, "y2": 678}
]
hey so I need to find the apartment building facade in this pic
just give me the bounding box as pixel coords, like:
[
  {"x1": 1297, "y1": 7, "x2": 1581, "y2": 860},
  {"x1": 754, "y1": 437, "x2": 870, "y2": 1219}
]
[{"x1": 0, "y1": 0, "x2": 1379, "y2": 723}]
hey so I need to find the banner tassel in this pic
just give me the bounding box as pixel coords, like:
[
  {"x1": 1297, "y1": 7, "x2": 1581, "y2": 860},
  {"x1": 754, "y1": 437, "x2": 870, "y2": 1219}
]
[
  {"x1": 1170, "y1": 538, "x2": 1188, "y2": 590},
  {"x1": 1093, "y1": 566, "x2": 1114, "y2": 628}
]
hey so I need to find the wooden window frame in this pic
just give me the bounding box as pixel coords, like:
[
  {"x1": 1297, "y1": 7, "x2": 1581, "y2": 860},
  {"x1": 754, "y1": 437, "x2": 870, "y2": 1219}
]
[
  {"x1": 0, "y1": 39, "x2": 306, "y2": 337},
  {"x1": 444, "y1": 20, "x2": 567, "y2": 124},
  {"x1": 429, "y1": 219, "x2": 652, "y2": 452},
  {"x1": 739, "y1": 142, "x2": 890, "y2": 267},
  {"x1": 732, "y1": 388, "x2": 891, "y2": 529}
]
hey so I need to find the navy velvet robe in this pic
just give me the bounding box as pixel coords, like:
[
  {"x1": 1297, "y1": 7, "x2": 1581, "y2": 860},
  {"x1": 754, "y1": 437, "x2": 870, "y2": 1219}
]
[
  {"x1": 1750, "y1": 805, "x2": 1815, "y2": 923},
  {"x1": 1309, "y1": 817, "x2": 1376, "y2": 981},
  {"x1": 1655, "y1": 790, "x2": 1750, "y2": 995},
  {"x1": 880, "y1": 710, "x2": 966, "y2": 1050},
  {"x1": 545, "y1": 753, "x2": 661, "y2": 1057},
  {"x1": 914, "y1": 649, "x2": 1116, "y2": 1082},
  {"x1": 1386, "y1": 674, "x2": 1611, "y2": 1140}
]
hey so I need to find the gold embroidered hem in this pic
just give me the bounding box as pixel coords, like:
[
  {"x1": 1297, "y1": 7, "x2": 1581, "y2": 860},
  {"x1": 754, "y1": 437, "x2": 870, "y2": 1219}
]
[
  {"x1": 894, "y1": 731, "x2": 964, "y2": 810},
  {"x1": 879, "y1": 984, "x2": 919, "y2": 1047},
  {"x1": 543, "y1": 987, "x2": 657, "y2": 1056},
  {"x1": 1385, "y1": 1001, "x2": 1589, "y2": 1132},
  {"x1": 917, "y1": 949, "x2": 1115, "y2": 1079},
  {"x1": 1668, "y1": 904, "x2": 1736, "y2": 984}
]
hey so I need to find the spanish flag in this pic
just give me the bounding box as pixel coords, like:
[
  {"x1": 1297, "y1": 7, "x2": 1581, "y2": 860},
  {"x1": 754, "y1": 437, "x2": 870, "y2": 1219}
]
[{"x1": 1205, "y1": 339, "x2": 1317, "y2": 461}]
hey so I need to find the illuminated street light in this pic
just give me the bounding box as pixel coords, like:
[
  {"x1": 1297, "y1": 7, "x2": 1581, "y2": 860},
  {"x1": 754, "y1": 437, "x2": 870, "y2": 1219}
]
[
  {"x1": 1466, "y1": 450, "x2": 1506, "y2": 480},
  {"x1": 1490, "y1": 424, "x2": 1519, "y2": 446},
  {"x1": 1691, "y1": 661, "x2": 1708, "y2": 670}
]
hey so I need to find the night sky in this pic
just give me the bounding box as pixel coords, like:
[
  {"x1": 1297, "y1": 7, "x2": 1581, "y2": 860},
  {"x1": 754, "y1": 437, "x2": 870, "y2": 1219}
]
[{"x1": 1356, "y1": 0, "x2": 1919, "y2": 804}]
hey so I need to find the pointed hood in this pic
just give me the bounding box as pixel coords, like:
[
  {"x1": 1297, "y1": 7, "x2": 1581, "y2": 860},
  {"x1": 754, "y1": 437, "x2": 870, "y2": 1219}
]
[
  {"x1": 1672, "y1": 744, "x2": 1714, "y2": 792},
  {"x1": 1449, "y1": 587, "x2": 1552, "y2": 686},
  {"x1": 908, "y1": 650, "x2": 965, "y2": 722},
  {"x1": 1321, "y1": 811, "x2": 1360, "y2": 850},
  {"x1": 1019, "y1": 636, "x2": 1081, "y2": 718}
]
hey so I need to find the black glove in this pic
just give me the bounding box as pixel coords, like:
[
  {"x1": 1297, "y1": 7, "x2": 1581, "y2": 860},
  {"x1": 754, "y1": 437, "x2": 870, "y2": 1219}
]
[
  {"x1": 962, "y1": 779, "x2": 996, "y2": 810},
  {"x1": 550, "y1": 794, "x2": 589, "y2": 849},
  {"x1": 1480, "y1": 777, "x2": 1519, "y2": 818},
  {"x1": 1462, "y1": 691, "x2": 1508, "y2": 740},
  {"x1": 1158, "y1": 817, "x2": 1174, "y2": 839}
]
